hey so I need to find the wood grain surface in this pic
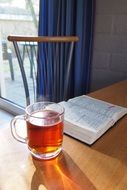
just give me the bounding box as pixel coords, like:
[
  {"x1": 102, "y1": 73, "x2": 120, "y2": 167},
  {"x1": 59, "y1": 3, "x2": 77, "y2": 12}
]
[{"x1": 1, "y1": 80, "x2": 127, "y2": 190}]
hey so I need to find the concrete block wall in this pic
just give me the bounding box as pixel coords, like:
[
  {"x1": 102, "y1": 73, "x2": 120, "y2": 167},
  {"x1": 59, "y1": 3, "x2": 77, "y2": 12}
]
[{"x1": 90, "y1": 0, "x2": 127, "y2": 91}]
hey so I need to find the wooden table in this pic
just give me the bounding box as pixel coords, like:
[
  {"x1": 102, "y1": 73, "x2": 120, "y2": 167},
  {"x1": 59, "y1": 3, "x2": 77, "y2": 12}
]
[{"x1": 1, "y1": 80, "x2": 127, "y2": 190}]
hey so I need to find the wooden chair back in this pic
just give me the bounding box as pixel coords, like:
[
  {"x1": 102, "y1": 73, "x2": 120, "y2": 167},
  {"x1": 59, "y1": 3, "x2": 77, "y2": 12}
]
[{"x1": 8, "y1": 35, "x2": 79, "y2": 105}]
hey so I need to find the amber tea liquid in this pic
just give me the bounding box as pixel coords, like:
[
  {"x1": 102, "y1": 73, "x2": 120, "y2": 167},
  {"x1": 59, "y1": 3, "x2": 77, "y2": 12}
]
[{"x1": 26, "y1": 110, "x2": 64, "y2": 158}]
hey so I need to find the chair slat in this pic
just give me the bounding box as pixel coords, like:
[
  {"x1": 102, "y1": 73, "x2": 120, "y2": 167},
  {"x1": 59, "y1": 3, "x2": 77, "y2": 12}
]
[{"x1": 8, "y1": 35, "x2": 79, "y2": 42}]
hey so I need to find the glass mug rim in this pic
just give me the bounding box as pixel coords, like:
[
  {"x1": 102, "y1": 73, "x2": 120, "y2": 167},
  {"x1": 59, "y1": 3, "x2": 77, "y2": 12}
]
[{"x1": 25, "y1": 101, "x2": 65, "y2": 119}]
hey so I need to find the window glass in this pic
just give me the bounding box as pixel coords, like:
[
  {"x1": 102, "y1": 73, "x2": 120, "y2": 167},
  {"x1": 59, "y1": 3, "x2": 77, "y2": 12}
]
[{"x1": 0, "y1": 0, "x2": 39, "y2": 111}]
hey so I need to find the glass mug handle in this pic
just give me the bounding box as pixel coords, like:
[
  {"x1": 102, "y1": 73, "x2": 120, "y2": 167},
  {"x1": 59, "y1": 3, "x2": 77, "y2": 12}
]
[{"x1": 11, "y1": 115, "x2": 27, "y2": 143}]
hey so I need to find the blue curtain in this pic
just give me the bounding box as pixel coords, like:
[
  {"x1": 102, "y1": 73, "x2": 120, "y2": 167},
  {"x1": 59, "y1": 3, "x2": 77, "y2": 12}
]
[{"x1": 37, "y1": 0, "x2": 95, "y2": 102}]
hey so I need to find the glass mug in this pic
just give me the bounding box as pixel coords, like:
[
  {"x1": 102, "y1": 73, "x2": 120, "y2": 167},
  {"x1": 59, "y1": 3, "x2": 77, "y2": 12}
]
[{"x1": 11, "y1": 102, "x2": 64, "y2": 160}]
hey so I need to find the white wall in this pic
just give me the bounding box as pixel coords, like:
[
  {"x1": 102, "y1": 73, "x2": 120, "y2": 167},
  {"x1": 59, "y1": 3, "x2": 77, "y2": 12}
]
[
  {"x1": 0, "y1": 20, "x2": 36, "y2": 39},
  {"x1": 0, "y1": 15, "x2": 37, "y2": 55},
  {"x1": 0, "y1": 15, "x2": 37, "y2": 42},
  {"x1": 91, "y1": 0, "x2": 127, "y2": 91}
]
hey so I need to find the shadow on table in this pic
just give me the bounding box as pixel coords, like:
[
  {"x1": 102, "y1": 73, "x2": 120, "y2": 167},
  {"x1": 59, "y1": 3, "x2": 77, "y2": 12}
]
[
  {"x1": 91, "y1": 118, "x2": 127, "y2": 166},
  {"x1": 31, "y1": 150, "x2": 96, "y2": 190}
]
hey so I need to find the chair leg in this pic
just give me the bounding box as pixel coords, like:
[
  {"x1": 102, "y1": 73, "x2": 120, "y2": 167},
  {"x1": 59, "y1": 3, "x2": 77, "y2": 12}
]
[{"x1": 8, "y1": 53, "x2": 14, "y2": 81}]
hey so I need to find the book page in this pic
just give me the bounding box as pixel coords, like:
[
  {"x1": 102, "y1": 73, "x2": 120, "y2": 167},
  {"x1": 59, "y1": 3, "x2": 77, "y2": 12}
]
[
  {"x1": 68, "y1": 95, "x2": 127, "y2": 120},
  {"x1": 59, "y1": 95, "x2": 127, "y2": 144},
  {"x1": 59, "y1": 101, "x2": 112, "y2": 132}
]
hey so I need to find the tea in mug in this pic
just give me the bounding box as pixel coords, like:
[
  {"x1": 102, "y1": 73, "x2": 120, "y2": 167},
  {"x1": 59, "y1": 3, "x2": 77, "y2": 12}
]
[{"x1": 26, "y1": 110, "x2": 64, "y2": 156}]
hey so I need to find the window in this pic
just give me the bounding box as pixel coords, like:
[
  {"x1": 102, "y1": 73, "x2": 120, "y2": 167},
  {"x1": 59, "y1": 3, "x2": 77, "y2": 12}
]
[{"x1": 0, "y1": 0, "x2": 39, "y2": 114}]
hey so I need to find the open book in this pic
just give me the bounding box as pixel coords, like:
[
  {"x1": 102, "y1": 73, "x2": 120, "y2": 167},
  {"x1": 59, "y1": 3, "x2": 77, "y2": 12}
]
[{"x1": 59, "y1": 95, "x2": 127, "y2": 145}]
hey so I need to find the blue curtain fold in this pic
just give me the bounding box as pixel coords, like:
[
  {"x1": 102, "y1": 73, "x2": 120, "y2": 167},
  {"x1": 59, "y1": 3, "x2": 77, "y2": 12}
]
[{"x1": 37, "y1": 0, "x2": 95, "y2": 102}]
